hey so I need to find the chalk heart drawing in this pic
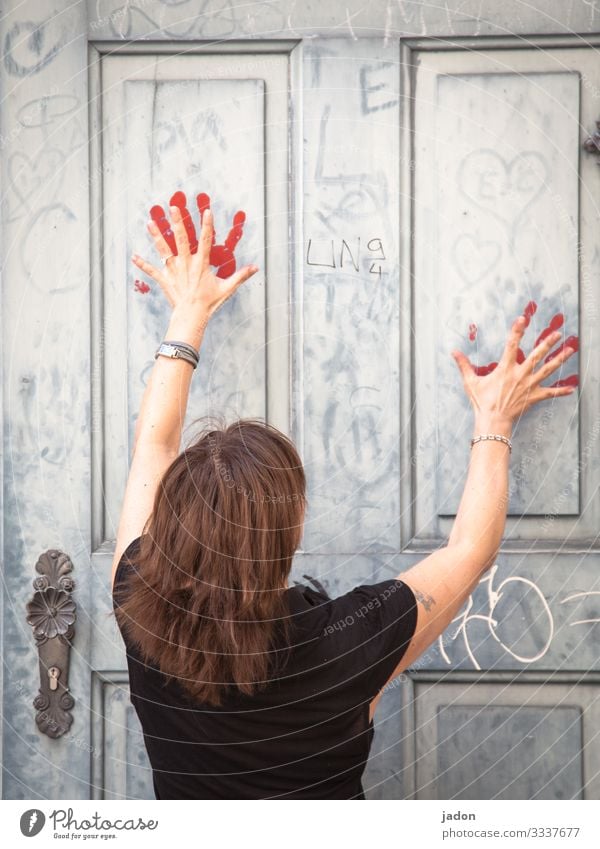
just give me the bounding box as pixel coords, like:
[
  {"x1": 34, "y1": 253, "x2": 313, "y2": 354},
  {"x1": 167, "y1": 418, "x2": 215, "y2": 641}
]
[
  {"x1": 458, "y1": 149, "x2": 549, "y2": 226},
  {"x1": 9, "y1": 149, "x2": 64, "y2": 211},
  {"x1": 452, "y1": 233, "x2": 501, "y2": 285}
]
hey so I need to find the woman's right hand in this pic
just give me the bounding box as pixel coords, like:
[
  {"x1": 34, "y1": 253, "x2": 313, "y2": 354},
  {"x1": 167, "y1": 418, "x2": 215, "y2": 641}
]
[{"x1": 451, "y1": 314, "x2": 577, "y2": 431}]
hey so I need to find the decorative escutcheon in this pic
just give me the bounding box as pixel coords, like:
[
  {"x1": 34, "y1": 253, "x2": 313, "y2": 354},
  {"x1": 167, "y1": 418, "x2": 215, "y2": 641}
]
[{"x1": 25, "y1": 550, "x2": 76, "y2": 738}]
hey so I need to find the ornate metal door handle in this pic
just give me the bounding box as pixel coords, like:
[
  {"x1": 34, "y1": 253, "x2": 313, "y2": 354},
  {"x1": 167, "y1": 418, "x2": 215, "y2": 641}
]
[{"x1": 25, "y1": 550, "x2": 76, "y2": 738}]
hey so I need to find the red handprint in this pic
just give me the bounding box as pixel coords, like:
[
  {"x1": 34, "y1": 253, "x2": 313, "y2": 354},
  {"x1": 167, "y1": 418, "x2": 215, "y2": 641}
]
[
  {"x1": 468, "y1": 300, "x2": 579, "y2": 388},
  {"x1": 149, "y1": 189, "x2": 246, "y2": 279}
]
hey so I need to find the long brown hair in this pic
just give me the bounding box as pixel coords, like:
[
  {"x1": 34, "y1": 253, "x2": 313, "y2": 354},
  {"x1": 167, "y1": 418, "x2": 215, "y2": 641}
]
[{"x1": 114, "y1": 418, "x2": 306, "y2": 707}]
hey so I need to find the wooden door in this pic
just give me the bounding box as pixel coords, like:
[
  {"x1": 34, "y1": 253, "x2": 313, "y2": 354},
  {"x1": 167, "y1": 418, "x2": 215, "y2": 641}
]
[
  {"x1": 1, "y1": 16, "x2": 292, "y2": 800},
  {"x1": 399, "y1": 40, "x2": 600, "y2": 801}
]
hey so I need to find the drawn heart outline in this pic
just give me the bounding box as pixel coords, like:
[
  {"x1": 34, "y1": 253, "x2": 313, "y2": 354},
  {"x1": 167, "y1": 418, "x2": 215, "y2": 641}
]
[
  {"x1": 451, "y1": 233, "x2": 502, "y2": 286},
  {"x1": 458, "y1": 148, "x2": 549, "y2": 228}
]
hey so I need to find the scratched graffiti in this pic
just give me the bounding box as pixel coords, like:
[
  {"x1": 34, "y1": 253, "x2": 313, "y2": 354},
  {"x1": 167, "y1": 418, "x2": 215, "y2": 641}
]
[
  {"x1": 425, "y1": 70, "x2": 581, "y2": 518},
  {"x1": 436, "y1": 72, "x2": 579, "y2": 302},
  {"x1": 300, "y1": 43, "x2": 401, "y2": 552},
  {"x1": 3, "y1": 19, "x2": 86, "y2": 305},
  {"x1": 306, "y1": 236, "x2": 386, "y2": 278},
  {"x1": 94, "y1": 0, "x2": 287, "y2": 40},
  {"x1": 451, "y1": 232, "x2": 501, "y2": 287},
  {"x1": 86, "y1": 0, "x2": 600, "y2": 43},
  {"x1": 5, "y1": 105, "x2": 85, "y2": 225},
  {"x1": 458, "y1": 149, "x2": 549, "y2": 249},
  {"x1": 451, "y1": 149, "x2": 551, "y2": 287},
  {"x1": 439, "y1": 564, "x2": 555, "y2": 668},
  {"x1": 312, "y1": 104, "x2": 388, "y2": 229},
  {"x1": 0, "y1": 1, "x2": 97, "y2": 801},
  {"x1": 359, "y1": 63, "x2": 398, "y2": 114},
  {"x1": 438, "y1": 563, "x2": 600, "y2": 669},
  {"x1": 560, "y1": 591, "x2": 600, "y2": 627},
  {"x1": 3, "y1": 18, "x2": 64, "y2": 77}
]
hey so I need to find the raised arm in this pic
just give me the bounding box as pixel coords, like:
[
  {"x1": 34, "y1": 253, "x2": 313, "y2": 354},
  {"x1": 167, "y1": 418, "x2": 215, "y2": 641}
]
[
  {"x1": 110, "y1": 198, "x2": 257, "y2": 590},
  {"x1": 386, "y1": 313, "x2": 577, "y2": 681}
]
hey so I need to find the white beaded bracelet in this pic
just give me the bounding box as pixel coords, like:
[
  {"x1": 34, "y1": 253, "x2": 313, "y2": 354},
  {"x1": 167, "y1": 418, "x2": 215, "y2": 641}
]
[{"x1": 470, "y1": 433, "x2": 513, "y2": 453}]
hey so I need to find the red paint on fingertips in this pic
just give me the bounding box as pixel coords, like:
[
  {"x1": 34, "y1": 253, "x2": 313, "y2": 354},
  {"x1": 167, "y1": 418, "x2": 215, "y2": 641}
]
[
  {"x1": 474, "y1": 362, "x2": 498, "y2": 376},
  {"x1": 522, "y1": 300, "x2": 537, "y2": 327},
  {"x1": 134, "y1": 279, "x2": 150, "y2": 294},
  {"x1": 224, "y1": 210, "x2": 246, "y2": 252},
  {"x1": 545, "y1": 334, "x2": 579, "y2": 363},
  {"x1": 196, "y1": 192, "x2": 216, "y2": 253},
  {"x1": 170, "y1": 190, "x2": 198, "y2": 253},
  {"x1": 535, "y1": 312, "x2": 564, "y2": 346},
  {"x1": 170, "y1": 190, "x2": 186, "y2": 207},
  {"x1": 194, "y1": 193, "x2": 247, "y2": 277},
  {"x1": 196, "y1": 192, "x2": 211, "y2": 220},
  {"x1": 551, "y1": 374, "x2": 579, "y2": 388},
  {"x1": 535, "y1": 327, "x2": 552, "y2": 345},
  {"x1": 211, "y1": 246, "x2": 236, "y2": 279},
  {"x1": 469, "y1": 303, "x2": 576, "y2": 390}
]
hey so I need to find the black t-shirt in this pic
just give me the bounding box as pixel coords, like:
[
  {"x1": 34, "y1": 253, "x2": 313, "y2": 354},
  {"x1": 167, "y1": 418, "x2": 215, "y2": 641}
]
[{"x1": 112, "y1": 536, "x2": 418, "y2": 800}]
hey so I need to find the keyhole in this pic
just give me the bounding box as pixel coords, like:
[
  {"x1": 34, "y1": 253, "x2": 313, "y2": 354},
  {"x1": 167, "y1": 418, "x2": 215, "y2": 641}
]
[{"x1": 48, "y1": 666, "x2": 60, "y2": 691}]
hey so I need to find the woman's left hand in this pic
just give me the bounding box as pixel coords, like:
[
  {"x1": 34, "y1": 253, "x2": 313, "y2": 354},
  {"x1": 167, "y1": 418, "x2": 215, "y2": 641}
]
[{"x1": 131, "y1": 197, "x2": 259, "y2": 318}]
